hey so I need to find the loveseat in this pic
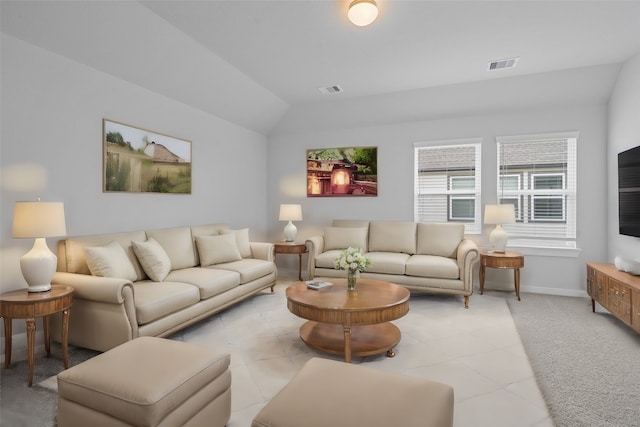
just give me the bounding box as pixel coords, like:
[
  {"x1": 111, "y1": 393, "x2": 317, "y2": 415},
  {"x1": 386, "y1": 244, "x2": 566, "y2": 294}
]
[
  {"x1": 51, "y1": 224, "x2": 276, "y2": 352},
  {"x1": 306, "y1": 220, "x2": 479, "y2": 308}
]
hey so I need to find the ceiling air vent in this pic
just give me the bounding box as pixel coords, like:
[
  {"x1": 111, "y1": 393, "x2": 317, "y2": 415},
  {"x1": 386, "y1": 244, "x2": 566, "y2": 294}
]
[
  {"x1": 318, "y1": 85, "x2": 343, "y2": 95},
  {"x1": 487, "y1": 57, "x2": 519, "y2": 71}
]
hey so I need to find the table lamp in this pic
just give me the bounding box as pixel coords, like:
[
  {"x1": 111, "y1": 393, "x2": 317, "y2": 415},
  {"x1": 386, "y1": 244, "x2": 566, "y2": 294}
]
[
  {"x1": 279, "y1": 204, "x2": 302, "y2": 242},
  {"x1": 12, "y1": 200, "x2": 67, "y2": 292},
  {"x1": 484, "y1": 204, "x2": 515, "y2": 253}
]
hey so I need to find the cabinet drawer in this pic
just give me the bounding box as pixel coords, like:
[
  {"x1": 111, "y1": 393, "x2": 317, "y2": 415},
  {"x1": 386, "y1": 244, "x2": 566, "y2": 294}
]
[
  {"x1": 632, "y1": 289, "x2": 640, "y2": 333},
  {"x1": 608, "y1": 279, "x2": 632, "y2": 322}
]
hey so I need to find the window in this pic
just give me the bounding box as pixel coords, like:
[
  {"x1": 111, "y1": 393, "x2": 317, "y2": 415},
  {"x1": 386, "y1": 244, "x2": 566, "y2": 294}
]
[
  {"x1": 496, "y1": 133, "x2": 578, "y2": 248},
  {"x1": 414, "y1": 139, "x2": 482, "y2": 234}
]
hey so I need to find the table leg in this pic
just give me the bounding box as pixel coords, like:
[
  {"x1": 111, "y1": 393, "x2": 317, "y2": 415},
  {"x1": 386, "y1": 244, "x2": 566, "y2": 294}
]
[
  {"x1": 26, "y1": 318, "x2": 36, "y2": 387},
  {"x1": 62, "y1": 308, "x2": 70, "y2": 369},
  {"x1": 343, "y1": 325, "x2": 352, "y2": 363},
  {"x1": 44, "y1": 315, "x2": 51, "y2": 358},
  {"x1": 514, "y1": 268, "x2": 521, "y2": 301},
  {"x1": 479, "y1": 265, "x2": 485, "y2": 294},
  {"x1": 298, "y1": 253, "x2": 303, "y2": 281},
  {"x1": 3, "y1": 317, "x2": 12, "y2": 368}
]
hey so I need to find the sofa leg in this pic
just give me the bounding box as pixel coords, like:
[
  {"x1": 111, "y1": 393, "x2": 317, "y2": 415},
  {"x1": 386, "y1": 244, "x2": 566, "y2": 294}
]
[
  {"x1": 464, "y1": 295, "x2": 469, "y2": 309},
  {"x1": 270, "y1": 285, "x2": 275, "y2": 293}
]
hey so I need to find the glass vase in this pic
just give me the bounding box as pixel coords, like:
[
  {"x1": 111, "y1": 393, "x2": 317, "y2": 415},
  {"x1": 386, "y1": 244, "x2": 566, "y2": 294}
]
[{"x1": 347, "y1": 268, "x2": 358, "y2": 291}]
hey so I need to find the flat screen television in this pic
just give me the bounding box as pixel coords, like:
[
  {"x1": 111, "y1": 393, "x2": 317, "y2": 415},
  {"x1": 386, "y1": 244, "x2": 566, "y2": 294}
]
[{"x1": 618, "y1": 145, "x2": 640, "y2": 238}]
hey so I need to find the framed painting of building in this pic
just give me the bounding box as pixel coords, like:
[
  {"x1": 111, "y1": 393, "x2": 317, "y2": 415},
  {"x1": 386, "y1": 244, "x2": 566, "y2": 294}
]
[
  {"x1": 103, "y1": 119, "x2": 192, "y2": 194},
  {"x1": 307, "y1": 146, "x2": 377, "y2": 197}
]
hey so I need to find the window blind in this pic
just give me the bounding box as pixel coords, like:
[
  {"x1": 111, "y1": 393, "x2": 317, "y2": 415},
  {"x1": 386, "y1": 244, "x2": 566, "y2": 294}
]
[
  {"x1": 496, "y1": 134, "x2": 577, "y2": 248},
  {"x1": 414, "y1": 139, "x2": 482, "y2": 234}
]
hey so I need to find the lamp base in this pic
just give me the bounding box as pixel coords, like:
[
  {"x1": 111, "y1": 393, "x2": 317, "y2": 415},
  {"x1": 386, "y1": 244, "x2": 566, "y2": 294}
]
[
  {"x1": 489, "y1": 224, "x2": 509, "y2": 253},
  {"x1": 20, "y1": 237, "x2": 56, "y2": 293},
  {"x1": 283, "y1": 221, "x2": 297, "y2": 242}
]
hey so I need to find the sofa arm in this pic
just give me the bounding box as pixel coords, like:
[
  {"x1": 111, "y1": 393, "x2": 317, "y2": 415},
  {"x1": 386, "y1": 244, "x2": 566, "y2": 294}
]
[
  {"x1": 53, "y1": 272, "x2": 134, "y2": 304},
  {"x1": 305, "y1": 236, "x2": 324, "y2": 279},
  {"x1": 456, "y1": 239, "x2": 479, "y2": 289},
  {"x1": 250, "y1": 242, "x2": 275, "y2": 262}
]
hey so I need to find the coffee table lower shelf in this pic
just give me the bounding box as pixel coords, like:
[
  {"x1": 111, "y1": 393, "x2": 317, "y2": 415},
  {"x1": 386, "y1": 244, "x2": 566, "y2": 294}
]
[{"x1": 299, "y1": 320, "x2": 401, "y2": 359}]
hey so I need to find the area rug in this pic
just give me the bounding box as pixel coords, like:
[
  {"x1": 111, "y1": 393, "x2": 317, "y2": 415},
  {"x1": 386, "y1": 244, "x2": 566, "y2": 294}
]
[{"x1": 507, "y1": 293, "x2": 640, "y2": 427}]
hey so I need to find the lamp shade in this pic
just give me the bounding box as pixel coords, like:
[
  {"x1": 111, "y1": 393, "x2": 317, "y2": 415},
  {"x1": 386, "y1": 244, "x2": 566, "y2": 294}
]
[
  {"x1": 279, "y1": 204, "x2": 303, "y2": 222},
  {"x1": 13, "y1": 201, "x2": 67, "y2": 238},
  {"x1": 484, "y1": 204, "x2": 515, "y2": 225},
  {"x1": 348, "y1": 0, "x2": 378, "y2": 27}
]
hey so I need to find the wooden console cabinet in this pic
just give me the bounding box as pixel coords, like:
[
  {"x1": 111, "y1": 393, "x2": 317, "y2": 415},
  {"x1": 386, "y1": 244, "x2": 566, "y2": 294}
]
[{"x1": 586, "y1": 262, "x2": 640, "y2": 333}]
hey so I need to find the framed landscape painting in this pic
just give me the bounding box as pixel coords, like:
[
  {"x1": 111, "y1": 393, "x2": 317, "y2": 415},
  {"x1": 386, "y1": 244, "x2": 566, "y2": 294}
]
[
  {"x1": 103, "y1": 119, "x2": 192, "y2": 194},
  {"x1": 307, "y1": 146, "x2": 377, "y2": 197}
]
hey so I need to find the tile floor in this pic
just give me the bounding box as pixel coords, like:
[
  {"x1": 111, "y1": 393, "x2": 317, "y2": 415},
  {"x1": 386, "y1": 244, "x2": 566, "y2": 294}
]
[{"x1": 170, "y1": 280, "x2": 553, "y2": 427}]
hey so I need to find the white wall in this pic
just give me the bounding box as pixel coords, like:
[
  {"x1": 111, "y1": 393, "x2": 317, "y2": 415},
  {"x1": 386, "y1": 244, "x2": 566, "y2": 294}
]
[
  {"x1": 607, "y1": 52, "x2": 640, "y2": 261},
  {"x1": 1, "y1": 35, "x2": 269, "y2": 293},
  {"x1": 268, "y1": 104, "x2": 608, "y2": 296}
]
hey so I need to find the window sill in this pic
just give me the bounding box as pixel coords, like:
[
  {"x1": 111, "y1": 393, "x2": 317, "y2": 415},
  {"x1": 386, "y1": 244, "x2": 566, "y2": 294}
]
[{"x1": 506, "y1": 244, "x2": 581, "y2": 258}]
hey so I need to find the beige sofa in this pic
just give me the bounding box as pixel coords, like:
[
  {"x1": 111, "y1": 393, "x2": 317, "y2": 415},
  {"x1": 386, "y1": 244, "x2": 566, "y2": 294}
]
[
  {"x1": 51, "y1": 224, "x2": 276, "y2": 352},
  {"x1": 306, "y1": 220, "x2": 479, "y2": 308}
]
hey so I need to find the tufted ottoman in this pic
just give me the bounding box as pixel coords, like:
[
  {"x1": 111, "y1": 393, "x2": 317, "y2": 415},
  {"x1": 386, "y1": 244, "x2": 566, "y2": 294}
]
[
  {"x1": 57, "y1": 337, "x2": 231, "y2": 427},
  {"x1": 252, "y1": 357, "x2": 454, "y2": 427}
]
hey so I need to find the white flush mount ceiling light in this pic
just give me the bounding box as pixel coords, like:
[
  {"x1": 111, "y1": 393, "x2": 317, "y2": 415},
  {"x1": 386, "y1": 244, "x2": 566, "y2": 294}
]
[{"x1": 348, "y1": 0, "x2": 378, "y2": 27}]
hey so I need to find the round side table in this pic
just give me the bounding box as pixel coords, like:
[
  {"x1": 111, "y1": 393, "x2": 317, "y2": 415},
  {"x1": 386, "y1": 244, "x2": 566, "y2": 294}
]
[
  {"x1": 273, "y1": 242, "x2": 308, "y2": 281},
  {"x1": 0, "y1": 285, "x2": 74, "y2": 386},
  {"x1": 479, "y1": 251, "x2": 525, "y2": 301}
]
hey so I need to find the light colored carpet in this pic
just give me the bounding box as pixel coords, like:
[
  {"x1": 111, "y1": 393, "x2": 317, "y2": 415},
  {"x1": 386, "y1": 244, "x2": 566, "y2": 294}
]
[
  {"x1": 3, "y1": 280, "x2": 551, "y2": 427},
  {"x1": 506, "y1": 293, "x2": 640, "y2": 427}
]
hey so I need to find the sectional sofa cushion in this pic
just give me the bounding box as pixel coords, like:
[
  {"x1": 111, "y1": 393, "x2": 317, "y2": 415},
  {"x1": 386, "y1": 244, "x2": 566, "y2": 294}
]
[
  {"x1": 84, "y1": 241, "x2": 138, "y2": 281},
  {"x1": 368, "y1": 221, "x2": 417, "y2": 254},
  {"x1": 132, "y1": 281, "x2": 200, "y2": 325},
  {"x1": 146, "y1": 227, "x2": 197, "y2": 270},
  {"x1": 210, "y1": 259, "x2": 276, "y2": 284},
  {"x1": 323, "y1": 227, "x2": 369, "y2": 251},
  {"x1": 406, "y1": 255, "x2": 460, "y2": 279},
  {"x1": 166, "y1": 268, "x2": 240, "y2": 299},
  {"x1": 195, "y1": 234, "x2": 243, "y2": 266},
  {"x1": 417, "y1": 223, "x2": 464, "y2": 258},
  {"x1": 314, "y1": 250, "x2": 344, "y2": 269},
  {"x1": 132, "y1": 238, "x2": 172, "y2": 282},
  {"x1": 366, "y1": 252, "x2": 410, "y2": 275}
]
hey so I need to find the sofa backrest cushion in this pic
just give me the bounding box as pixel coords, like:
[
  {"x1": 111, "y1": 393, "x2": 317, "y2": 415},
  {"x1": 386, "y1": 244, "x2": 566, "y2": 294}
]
[
  {"x1": 222, "y1": 228, "x2": 251, "y2": 258},
  {"x1": 195, "y1": 234, "x2": 243, "y2": 266},
  {"x1": 145, "y1": 226, "x2": 196, "y2": 270},
  {"x1": 62, "y1": 231, "x2": 147, "y2": 279},
  {"x1": 324, "y1": 227, "x2": 369, "y2": 251},
  {"x1": 131, "y1": 238, "x2": 172, "y2": 282},
  {"x1": 368, "y1": 221, "x2": 417, "y2": 254},
  {"x1": 332, "y1": 219, "x2": 370, "y2": 228},
  {"x1": 84, "y1": 241, "x2": 138, "y2": 281},
  {"x1": 416, "y1": 223, "x2": 464, "y2": 258}
]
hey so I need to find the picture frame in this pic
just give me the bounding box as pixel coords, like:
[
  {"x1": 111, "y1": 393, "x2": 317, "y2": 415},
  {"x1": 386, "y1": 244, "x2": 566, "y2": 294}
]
[
  {"x1": 103, "y1": 119, "x2": 192, "y2": 194},
  {"x1": 306, "y1": 146, "x2": 377, "y2": 197}
]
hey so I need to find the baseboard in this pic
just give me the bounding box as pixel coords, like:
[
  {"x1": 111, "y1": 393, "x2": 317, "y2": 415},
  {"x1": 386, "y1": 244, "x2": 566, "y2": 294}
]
[{"x1": 0, "y1": 330, "x2": 47, "y2": 365}]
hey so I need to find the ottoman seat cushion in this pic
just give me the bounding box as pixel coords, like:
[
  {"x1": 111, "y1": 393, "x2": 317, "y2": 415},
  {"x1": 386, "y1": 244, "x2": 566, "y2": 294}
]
[
  {"x1": 252, "y1": 357, "x2": 454, "y2": 427},
  {"x1": 57, "y1": 337, "x2": 231, "y2": 427}
]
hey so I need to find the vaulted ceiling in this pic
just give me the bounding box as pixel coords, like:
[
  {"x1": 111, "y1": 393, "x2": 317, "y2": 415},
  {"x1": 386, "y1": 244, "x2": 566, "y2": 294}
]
[{"x1": 2, "y1": 1, "x2": 640, "y2": 135}]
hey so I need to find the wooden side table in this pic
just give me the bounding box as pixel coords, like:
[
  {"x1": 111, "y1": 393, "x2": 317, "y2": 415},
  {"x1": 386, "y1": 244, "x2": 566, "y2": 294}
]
[
  {"x1": 479, "y1": 251, "x2": 524, "y2": 301},
  {"x1": 0, "y1": 285, "x2": 74, "y2": 386},
  {"x1": 274, "y1": 242, "x2": 308, "y2": 281}
]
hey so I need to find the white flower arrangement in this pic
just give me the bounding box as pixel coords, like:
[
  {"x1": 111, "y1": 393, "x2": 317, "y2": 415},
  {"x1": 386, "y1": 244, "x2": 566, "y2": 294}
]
[{"x1": 334, "y1": 247, "x2": 372, "y2": 272}]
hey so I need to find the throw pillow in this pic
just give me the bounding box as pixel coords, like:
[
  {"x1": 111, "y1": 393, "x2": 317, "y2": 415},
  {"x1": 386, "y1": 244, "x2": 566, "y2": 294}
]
[
  {"x1": 84, "y1": 241, "x2": 137, "y2": 281},
  {"x1": 131, "y1": 238, "x2": 172, "y2": 282},
  {"x1": 223, "y1": 228, "x2": 251, "y2": 258},
  {"x1": 195, "y1": 234, "x2": 242, "y2": 266},
  {"x1": 323, "y1": 227, "x2": 368, "y2": 251}
]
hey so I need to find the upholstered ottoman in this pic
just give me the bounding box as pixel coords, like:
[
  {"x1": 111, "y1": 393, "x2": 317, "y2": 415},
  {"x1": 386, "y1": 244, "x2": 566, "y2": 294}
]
[
  {"x1": 57, "y1": 337, "x2": 231, "y2": 427},
  {"x1": 252, "y1": 357, "x2": 454, "y2": 427}
]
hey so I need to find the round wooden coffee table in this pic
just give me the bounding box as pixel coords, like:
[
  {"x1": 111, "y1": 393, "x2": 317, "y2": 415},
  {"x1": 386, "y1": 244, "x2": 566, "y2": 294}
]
[{"x1": 286, "y1": 279, "x2": 410, "y2": 363}]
